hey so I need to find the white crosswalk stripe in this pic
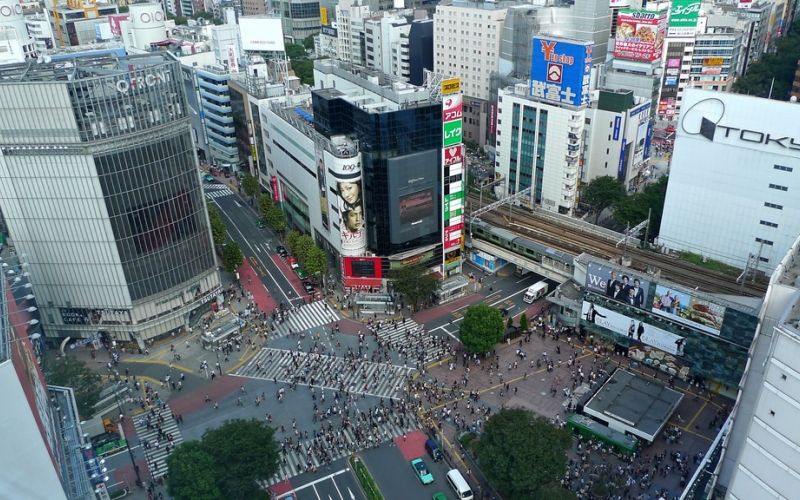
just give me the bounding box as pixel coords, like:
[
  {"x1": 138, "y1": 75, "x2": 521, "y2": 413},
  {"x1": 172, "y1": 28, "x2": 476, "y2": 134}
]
[
  {"x1": 204, "y1": 186, "x2": 234, "y2": 199},
  {"x1": 373, "y1": 319, "x2": 447, "y2": 365},
  {"x1": 234, "y1": 348, "x2": 415, "y2": 400},
  {"x1": 265, "y1": 301, "x2": 340, "y2": 339},
  {"x1": 133, "y1": 404, "x2": 184, "y2": 479}
]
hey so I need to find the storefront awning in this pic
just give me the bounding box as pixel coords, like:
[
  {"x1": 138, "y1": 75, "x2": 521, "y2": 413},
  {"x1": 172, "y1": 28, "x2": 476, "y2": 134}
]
[{"x1": 344, "y1": 278, "x2": 383, "y2": 288}]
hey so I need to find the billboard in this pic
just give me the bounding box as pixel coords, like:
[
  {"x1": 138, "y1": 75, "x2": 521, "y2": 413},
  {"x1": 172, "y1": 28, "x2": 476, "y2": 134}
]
[
  {"x1": 441, "y1": 78, "x2": 460, "y2": 94},
  {"x1": 387, "y1": 151, "x2": 440, "y2": 245},
  {"x1": 652, "y1": 285, "x2": 725, "y2": 335},
  {"x1": 584, "y1": 262, "x2": 650, "y2": 309},
  {"x1": 443, "y1": 145, "x2": 463, "y2": 166},
  {"x1": 664, "y1": 76, "x2": 678, "y2": 87},
  {"x1": 582, "y1": 301, "x2": 685, "y2": 356},
  {"x1": 443, "y1": 120, "x2": 462, "y2": 147},
  {"x1": 633, "y1": 120, "x2": 648, "y2": 164},
  {"x1": 399, "y1": 189, "x2": 434, "y2": 225},
  {"x1": 239, "y1": 17, "x2": 285, "y2": 52},
  {"x1": 343, "y1": 256, "x2": 383, "y2": 279},
  {"x1": 443, "y1": 94, "x2": 462, "y2": 123},
  {"x1": 530, "y1": 37, "x2": 593, "y2": 107},
  {"x1": 335, "y1": 173, "x2": 365, "y2": 250},
  {"x1": 227, "y1": 44, "x2": 239, "y2": 74},
  {"x1": 108, "y1": 14, "x2": 130, "y2": 36},
  {"x1": 314, "y1": 143, "x2": 330, "y2": 232},
  {"x1": 668, "y1": 0, "x2": 701, "y2": 37},
  {"x1": 613, "y1": 10, "x2": 666, "y2": 62}
]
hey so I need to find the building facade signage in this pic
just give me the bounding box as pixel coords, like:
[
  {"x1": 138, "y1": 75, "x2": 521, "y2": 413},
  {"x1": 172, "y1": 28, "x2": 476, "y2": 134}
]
[
  {"x1": 613, "y1": 10, "x2": 667, "y2": 62},
  {"x1": 668, "y1": 0, "x2": 701, "y2": 36},
  {"x1": 530, "y1": 37, "x2": 593, "y2": 107},
  {"x1": 115, "y1": 71, "x2": 172, "y2": 94},
  {"x1": 441, "y1": 79, "x2": 463, "y2": 276}
]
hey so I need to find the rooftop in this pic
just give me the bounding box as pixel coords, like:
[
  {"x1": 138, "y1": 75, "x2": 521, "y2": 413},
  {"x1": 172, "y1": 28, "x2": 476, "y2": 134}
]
[{"x1": 0, "y1": 52, "x2": 175, "y2": 84}]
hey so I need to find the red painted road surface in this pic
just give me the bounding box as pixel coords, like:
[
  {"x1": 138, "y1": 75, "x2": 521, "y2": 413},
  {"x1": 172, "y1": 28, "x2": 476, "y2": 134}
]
[
  {"x1": 413, "y1": 293, "x2": 484, "y2": 324},
  {"x1": 270, "y1": 255, "x2": 307, "y2": 298},
  {"x1": 239, "y1": 259, "x2": 279, "y2": 313},
  {"x1": 395, "y1": 429, "x2": 428, "y2": 460}
]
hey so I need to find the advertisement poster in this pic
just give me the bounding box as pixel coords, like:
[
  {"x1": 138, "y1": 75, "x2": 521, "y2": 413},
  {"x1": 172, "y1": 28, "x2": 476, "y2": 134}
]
[
  {"x1": 582, "y1": 301, "x2": 685, "y2": 356},
  {"x1": 443, "y1": 94, "x2": 463, "y2": 123},
  {"x1": 652, "y1": 285, "x2": 725, "y2": 335},
  {"x1": 668, "y1": 0, "x2": 702, "y2": 37},
  {"x1": 633, "y1": 120, "x2": 648, "y2": 164},
  {"x1": 613, "y1": 10, "x2": 667, "y2": 62},
  {"x1": 530, "y1": 37, "x2": 594, "y2": 106},
  {"x1": 584, "y1": 263, "x2": 650, "y2": 309},
  {"x1": 315, "y1": 144, "x2": 330, "y2": 231},
  {"x1": 336, "y1": 174, "x2": 365, "y2": 250}
]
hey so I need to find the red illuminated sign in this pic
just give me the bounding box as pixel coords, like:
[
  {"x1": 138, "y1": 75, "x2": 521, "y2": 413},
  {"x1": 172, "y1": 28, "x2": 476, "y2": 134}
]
[{"x1": 443, "y1": 145, "x2": 463, "y2": 166}]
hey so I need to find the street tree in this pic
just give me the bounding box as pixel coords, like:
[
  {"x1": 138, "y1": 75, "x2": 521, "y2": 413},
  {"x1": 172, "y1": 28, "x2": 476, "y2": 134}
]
[
  {"x1": 291, "y1": 59, "x2": 314, "y2": 86},
  {"x1": 732, "y1": 23, "x2": 800, "y2": 99},
  {"x1": 258, "y1": 194, "x2": 274, "y2": 218},
  {"x1": 304, "y1": 246, "x2": 327, "y2": 278},
  {"x1": 285, "y1": 42, "x2": 307, "y2": 60},
  {"x1": 45, "y1": 355, "x2": 102, "y2": 419},
  {"x1": 302, "y1": 35, "x2": 315, "y2": 50},
  {"x1": 506, "y1": 317, "x2": 514, "y2": 329},
  {"x1": 222, "y1": 242, "x2": 244, "y2": 273},
  {"x1": 166, "y1": 441, "x2": 221, "y2": 500},
  {"x1": 583, "y1": 176, "x2": 626, "y2": 223},
  {"x1": 459, "y1": 303, "x2": 503, "y2": 353},
  {"x1": 241, "y1": 173, "x2": 260, "y2": 198},
  {"x1": 266, "y1": 205, "x2": 287, "y2": 234},
  {"x1": 200, "y1": 419, "x2": 281, "y2": 499},
  {"x1": 478, "y1": 408, "x2": 572, "y2": 500},
  {"x1": 520, "y1": 313, "x2": 529, "y2": 332},
  {"x1": 285, "y1": 230, "x2": 300, "y2": 254},
  {"x1": 206, "y1": 204, "x2": 227, "y2": 247},
  {"x1": 293, "y1": 234, "x2": 316, "y2": 263},
  {"x1": 388, "y1": 265, "x2": 440, "y2": 312},
  {"x1": 613, "y1": 175, "x2": 668, "y2": 241}
]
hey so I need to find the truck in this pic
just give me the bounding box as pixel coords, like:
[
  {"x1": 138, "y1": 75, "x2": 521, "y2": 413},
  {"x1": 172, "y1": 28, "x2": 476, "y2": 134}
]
[{"x1": 523, "y1": 280, "x2": 549, "y2": 303}]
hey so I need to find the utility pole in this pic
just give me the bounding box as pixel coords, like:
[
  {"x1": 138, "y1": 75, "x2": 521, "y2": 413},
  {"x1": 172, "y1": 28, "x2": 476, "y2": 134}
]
[{"x1": 642, "y1": 208, "x2": 652, "y2": 249}]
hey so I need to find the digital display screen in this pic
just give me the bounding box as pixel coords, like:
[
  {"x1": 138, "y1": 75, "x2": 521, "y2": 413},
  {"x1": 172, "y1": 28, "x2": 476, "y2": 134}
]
[
  {"x1": 351, "y1": 260, "x2": 376, "y2": 277},
  {"x1": 399, "y1": 188, "x2": 434, "y2": 225}
]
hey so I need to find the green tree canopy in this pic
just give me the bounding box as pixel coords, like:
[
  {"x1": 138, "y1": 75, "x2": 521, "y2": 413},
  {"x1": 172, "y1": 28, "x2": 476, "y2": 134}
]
[
  {"x1": 612, "y1": 175, "x2": 668, "y2": 241},
  {"x1": 478, "y1": 408, "x2": 572, "y2": 500},
  {"x1": 258, "y1": 194, "x2": 274, "y2": 218},
  {"x1": 167, "y1": 419, "x2": 280, "y2": 500},
  {"x1": 732, "y1": 23, "x2": 800, "y2": 100},
  {"x1": 459, "y1": 303, "x2": 503, "y2": 353},
  {"x1": 206, "y1": 204, "x2": 228, "y2": 247},
  {"x1": 285, "y1": 230, "x2": 300, "y2": 254},
  {"x1": 45, "y1": 355, "x2": 102, "y2": 419},
  {"x1": 285, "y1": 42, "x2": 307, "y2": 60},
  {"x1": 583, "y1": 175, "x2": 626, "y2": 223},
  {"x1": 291, "y1": 59, "x2": 314, "y2": 86},
  {"x1": 520, "y1": 313, "x2": 529, "y2": 332},
  {"x1": 304, "y1": 246, "x2": 327, "y2": 277},
  {"x1": 266, "y1": 205, "x2": 287, "y2": 233},
  {"x1": 193, "y1": 11, "x2": 223, "y2": 25},
  {"x1": 222, "y1": 242, "x2": 244, "y2": 273},
  {"x1": 292, "y1": 234, "x2": 315, "y2": 263},
  {"x1": 302, "y1": 35, "x2": 315, "y2": 50},
  {"x1": 241, "y1": 173, "x2": 260, "y2": 198},
  {"x1": 166, "y1": 441, "x2": 220, "y2": 500},
  {"x1": 388, "y1": 265, "x2": 440, "y2": 312}
]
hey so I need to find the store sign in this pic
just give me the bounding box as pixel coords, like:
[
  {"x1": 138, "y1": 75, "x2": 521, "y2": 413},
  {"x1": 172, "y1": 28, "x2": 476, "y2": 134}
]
[
  {"x1": 703, "y1": 57, "x2": 724, "y2": 66},
  {"x1": 530, "y1": 38, "x2": 593, "y2": 106},
  {"x1": 443, "y1": 145, "x2": 463, "y2": 166},
  {"x1": 227, "y1": 45, "x2": 239, "y2": 74},
  {"x1": 321, "y1": 26, "x2": 337, "y2": 37},
  {"x1": 613, "y1": 10, "x2": 667, "y2": 62},
  {"x1": 443, "y1": 120, "x2": 463, "y2": 147},
  {"x1": 443, "y1": 94, "x2": 463, "y2": 122},
  {"x1": 668, "y1": 0, "x2": 701, "y2": 36},
  {"x1": 115, "y1": 71, "x2": 172, "y2": 94},
  {"x1": 271, "y1": 175, "x2": 280, "y2": 202},
  {"x1": 441, "y1": 78, "x2": 460, "y2": 94}
]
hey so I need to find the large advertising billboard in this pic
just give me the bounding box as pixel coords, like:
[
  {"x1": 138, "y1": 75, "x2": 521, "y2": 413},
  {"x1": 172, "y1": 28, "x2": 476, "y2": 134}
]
[
  {"x1": 668, "y1": 0, "x2": 701, "y2": 37},
  {"x1": 331, "y1": 157, "x2": 365, "y2": 251},
  {"x1": 443, "y1": 94, "x2": 463, "y2": 123},
  {"x1": 239, "y1": 17, "x2": 285, "y2": 52},
  {"x1": 582, "y1": 301, "x2": 685, "y2": 356},
  {"x1": 108, "y1": 14, "x2": 130, "y2": 36},
  {"x1": 613, "y1": 10, "x2": 666, "y2": 62},
  {"x1": 343, "y1": 256, "x2": 383, "y2": 279},
  {"x1": 441, "y1": 79, "x2": 463, "y2": 276},
  {"x1": 530, "y1": 37, "x2": 593, "y2": 107},
  {"x1": 387, "y1": 150, "x2": 440, "y2": 245},
  {"x1": 443, "y1": 120, "x2": 463, "y2": 147},
  {"x1": 584, "y1": 263, "x2": 650, "y2": 309},
  {"x1": 315, "y1": 143, "x2": 330, "y2": 232},
  {"x1": 652, "y1": 285, "x2": 725, "y2": 335},
  {"x1": 633, "y1": 120, "x2": 648, "y2": 164}
]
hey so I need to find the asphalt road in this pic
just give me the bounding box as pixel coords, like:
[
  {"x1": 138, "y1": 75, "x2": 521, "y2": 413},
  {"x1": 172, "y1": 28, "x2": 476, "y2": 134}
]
[
  {"x1": 292, "y1": 463, "x2": 365, "y2": 500},
  {"x1": 361, "y1": 445, "x2": 457, "y2": 500}
]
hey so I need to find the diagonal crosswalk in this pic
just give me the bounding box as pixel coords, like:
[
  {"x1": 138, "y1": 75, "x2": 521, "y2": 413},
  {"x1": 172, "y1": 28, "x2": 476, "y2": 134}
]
[
  {"x1": 133, "y1": 404, "x2": 184, "y2": 479},
  {"x1": 265, "y1": 301, "x2": 340, "y2": 340},
  {"x1": 372, "y1": 319, "x2": 448, "y2": 366},
  {"x1": 234, "y1": 348, "x2": 415, "y2": 400}
]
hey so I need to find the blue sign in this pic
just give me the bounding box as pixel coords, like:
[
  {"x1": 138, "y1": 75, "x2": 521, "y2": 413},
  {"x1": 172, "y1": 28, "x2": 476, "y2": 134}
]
[
  {"x1": 664, "y1": 76, "x2": 678, "y2": 87},
  {"x1": 530, "y1": 37, "x2": 593, "y2": 106},
  {"x1": 613, "y1": 116, "x2": 621, "y2": 141},
  {"x1": 618, "y1": 141, "x2": 627, "y2": 177},
  {"x1": 643, "y1": 123, "x2": 653, "y2": 160},
  {"x1": 629, "y1": 102, "x2": 651, "y2": 117}
]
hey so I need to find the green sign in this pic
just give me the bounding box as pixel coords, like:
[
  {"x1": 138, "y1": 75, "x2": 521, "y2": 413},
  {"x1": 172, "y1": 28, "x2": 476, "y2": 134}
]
[
  {"x1": 443, "y1": 120, "x2": 463, "y2": 147},
  {"x1": 669, "y1": 0, "x2": 701, "y2": 28}
]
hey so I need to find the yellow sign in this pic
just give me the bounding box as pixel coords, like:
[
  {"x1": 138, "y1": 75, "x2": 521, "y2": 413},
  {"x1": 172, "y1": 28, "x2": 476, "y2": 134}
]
[
  {"x1": 703, "y1": 57, "x2": 724, "y2": 66},
  {"x1": 321, "y1": 7, "x2": 328, "y2": 26},
  {"x1": 442, "y1": 78, "x2": 460, "y2": 95}
]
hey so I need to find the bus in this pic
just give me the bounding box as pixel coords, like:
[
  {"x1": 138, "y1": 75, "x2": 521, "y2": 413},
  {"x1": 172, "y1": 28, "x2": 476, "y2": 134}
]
[{"x1": 565, "y1": 413, "x2": 638, "y2": 457}]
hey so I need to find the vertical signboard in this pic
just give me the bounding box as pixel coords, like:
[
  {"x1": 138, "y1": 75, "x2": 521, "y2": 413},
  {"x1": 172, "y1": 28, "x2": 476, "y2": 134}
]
[
  {"x1": 667, "y1": 0, "x2": 701, "y2": 37},
  {"x1": 530, "y1": 37, "x2": 594, "y2": 107},
  {"x1": 441, "y1": 79, "x2": 463, "y2": 277},
  {"x1": 226, "y1": 44, "x2": 239, "y2": 74},
  {"x1": 332, "y1": 157, "x2": 366, "y2": 252},
  {"x1": 314, "y1": 142, "x2": 330, "y2": 232}
]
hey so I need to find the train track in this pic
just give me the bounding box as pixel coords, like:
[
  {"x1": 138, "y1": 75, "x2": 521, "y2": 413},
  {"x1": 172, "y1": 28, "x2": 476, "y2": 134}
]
[{"x1": 467, "y1": 193, "x2": 767, "y2": 297}]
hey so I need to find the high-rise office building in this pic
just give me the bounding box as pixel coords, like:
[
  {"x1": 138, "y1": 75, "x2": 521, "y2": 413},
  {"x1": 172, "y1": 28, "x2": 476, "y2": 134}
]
[{"x1": 0, "y1": 52, "x2": 221, "y2": 347}]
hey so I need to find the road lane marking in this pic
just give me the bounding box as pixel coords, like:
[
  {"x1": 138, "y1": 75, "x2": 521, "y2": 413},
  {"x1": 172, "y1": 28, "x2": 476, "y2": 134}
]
[{"x1": 291, "y1": 468, "x2": 350, "y2": 493}]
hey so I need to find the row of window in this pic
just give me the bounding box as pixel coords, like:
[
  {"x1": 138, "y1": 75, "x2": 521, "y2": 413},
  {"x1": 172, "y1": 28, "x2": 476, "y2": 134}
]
[
  {"x1": 768, "y1": 183, "x2": 788, "y2": 191},
  {"x1": 755, "y1": 237, "x2": 774, "y2": 246},
  {"x1": 774, "y1": 164, "x2": 793, "y2": 172}
]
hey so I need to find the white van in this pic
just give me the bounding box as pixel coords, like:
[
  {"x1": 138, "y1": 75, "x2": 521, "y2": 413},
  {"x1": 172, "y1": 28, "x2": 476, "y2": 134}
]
[{"x1": 446, "y1": 469, "x2": 474, "y2": 500}]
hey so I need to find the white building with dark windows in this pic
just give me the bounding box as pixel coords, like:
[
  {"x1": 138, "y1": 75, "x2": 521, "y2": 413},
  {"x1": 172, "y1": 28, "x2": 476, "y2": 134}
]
[{"x1": 0, "y1": 52, "x2": 221, "y2": 346}]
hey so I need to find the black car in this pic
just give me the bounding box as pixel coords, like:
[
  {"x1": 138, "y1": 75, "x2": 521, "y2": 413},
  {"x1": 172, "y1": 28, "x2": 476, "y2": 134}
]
[
  {"x1": 276, "y1": 246, "x2": 288, "y2": 257},
  {"x1": 302, "y1": 281, "x2": 315, "y2": 294},
  {"x1": 499, "y1": 307, "x2": 509, "y2": 317}
]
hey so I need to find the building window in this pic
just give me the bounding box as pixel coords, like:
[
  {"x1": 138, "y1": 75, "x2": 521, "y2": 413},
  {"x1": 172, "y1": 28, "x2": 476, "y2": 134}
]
[
  {"x1": 764, "y1": 202, "x2": 783, "y2": 210},
  {"x1": 755, "y1": 237, "x2": 774, "y2": 246},
  {"x1": 769, "y1": 183, "x2": 788, "y2": 191},
  {"x1": 774, "y1": 164, "x2": 793, "y2": 172},
  {"x1": 759, "y1": 257, "x2": 770, "y2": 263},
  {"x1": 759, "y1": 220, "x2": 778, "y2": 228}
]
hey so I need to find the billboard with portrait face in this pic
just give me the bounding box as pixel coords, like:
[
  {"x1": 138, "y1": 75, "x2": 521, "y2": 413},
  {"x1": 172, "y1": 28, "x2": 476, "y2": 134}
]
[
  {"x1": 584, "y1": 263, "x2": 650, "y2": 309},
  {"x1": 651, "y1": 285, "x2": 725, "y2": 335},
  {"x1": 315, "y1": 143, "x2": 330, "y2": 232},
  {"x1": 337, "y1": 176, "x2": 364, "y2": 250},
  {"x1": 582, "y1": 301, "x2": 685, "y2": 356}
]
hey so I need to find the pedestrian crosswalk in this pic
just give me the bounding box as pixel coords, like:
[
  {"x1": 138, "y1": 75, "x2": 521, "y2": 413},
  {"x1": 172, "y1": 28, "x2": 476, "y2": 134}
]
[
  {"x1": 133, "y1": 405, "x2": 184, "y2": 479},
  {"x1": 258, "y1": 404, "x2": 419, "y2": 486},
  {"x1": 234, "y1": 348, "x2": 416, "y2": 400},
  {"x1": 373, "y1": 319, "x2": 448, "y2": 366},
  {"x1": 204, "y1": 184, "x2": 234, "y2": 199},
  {"x1": 266, "y1": 300, "x2": 340, "y2": 340}
]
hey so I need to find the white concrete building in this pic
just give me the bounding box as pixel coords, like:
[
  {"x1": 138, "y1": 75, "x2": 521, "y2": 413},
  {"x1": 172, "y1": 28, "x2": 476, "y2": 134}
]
[
  {"x1": 658, "y1": 89, "x2": 800, "y2": 274},
  {"x1": 364, "y1": 11, "x2": 411, "y2": 81},
  {"x1": 433, "y1": 0, "x2": 508, "y2": 101},
  {"x1": 336, "y1": 0, "x2": 372, "y2": 66}
]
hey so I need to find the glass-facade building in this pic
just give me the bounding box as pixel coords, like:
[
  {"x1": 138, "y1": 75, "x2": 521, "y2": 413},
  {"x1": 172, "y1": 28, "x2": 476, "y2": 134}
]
[
  {"x1": 0, "y1": 52, "x2": 220, "y2": 346},
  {"x1": 196, "y1": 65, "x2": 238, "y2": 165}
]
